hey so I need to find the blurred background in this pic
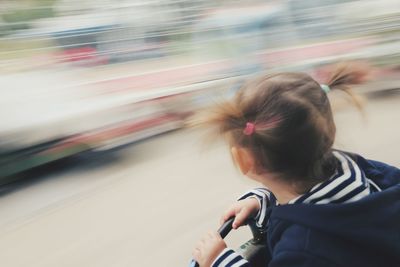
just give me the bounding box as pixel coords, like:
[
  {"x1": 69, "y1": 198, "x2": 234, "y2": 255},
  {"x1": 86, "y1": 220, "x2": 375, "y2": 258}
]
[{"x1": 0, "y1": 0, "x2": 399, "y2": 266}]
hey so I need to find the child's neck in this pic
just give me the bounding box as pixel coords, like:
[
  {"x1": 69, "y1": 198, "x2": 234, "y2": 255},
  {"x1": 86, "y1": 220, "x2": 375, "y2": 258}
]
[
  {"x1": 259, "y1": 176, "x2": 301, "y2": 204},
  {"x1": 268, "y1": 188, "x2": 300, "y2": 204}
]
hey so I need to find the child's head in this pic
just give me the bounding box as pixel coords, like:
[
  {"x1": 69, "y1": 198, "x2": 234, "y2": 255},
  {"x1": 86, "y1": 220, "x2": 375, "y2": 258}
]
[{"x1": 204, "y1": 63, "x2": 368, "y2": 192}]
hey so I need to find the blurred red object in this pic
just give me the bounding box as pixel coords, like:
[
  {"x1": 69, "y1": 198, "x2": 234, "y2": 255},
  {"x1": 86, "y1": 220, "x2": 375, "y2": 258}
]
[{"x1": 56, "y1": 46, "x2": 108, "y2": 65}]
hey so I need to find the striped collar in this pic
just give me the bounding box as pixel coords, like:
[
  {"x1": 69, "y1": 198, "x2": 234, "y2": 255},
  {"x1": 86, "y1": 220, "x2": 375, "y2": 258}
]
[{"x1": 288, "y1": 151, "x2": 380, "y2": 205}]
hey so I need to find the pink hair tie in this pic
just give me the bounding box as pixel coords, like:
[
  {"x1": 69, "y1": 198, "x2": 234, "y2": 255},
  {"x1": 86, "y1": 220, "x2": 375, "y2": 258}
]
[{"x1": 243, "y1": 122, "x2": 256, "y2": 135}]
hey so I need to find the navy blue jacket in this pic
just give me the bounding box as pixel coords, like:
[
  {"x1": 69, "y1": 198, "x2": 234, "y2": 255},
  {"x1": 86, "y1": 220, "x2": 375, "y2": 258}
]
[{"x1": 267, "y1": 155, "x2": 400, "y2": 267}]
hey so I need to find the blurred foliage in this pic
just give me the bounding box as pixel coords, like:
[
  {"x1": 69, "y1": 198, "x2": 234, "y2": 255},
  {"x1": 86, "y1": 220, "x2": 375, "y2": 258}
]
[{"x1": 0, "y1": 0, "x2": 57, "y2": 35}]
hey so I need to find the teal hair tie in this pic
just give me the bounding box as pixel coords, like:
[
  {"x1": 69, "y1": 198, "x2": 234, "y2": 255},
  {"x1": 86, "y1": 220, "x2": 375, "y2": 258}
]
[{"x1": 320, "y1": 84, "x2": 330, "y2": 93}]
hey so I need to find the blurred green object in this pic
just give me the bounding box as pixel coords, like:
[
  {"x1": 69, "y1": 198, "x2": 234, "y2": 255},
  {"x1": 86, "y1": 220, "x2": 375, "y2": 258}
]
[
  {"x1": 0, "y1": 0, "x2": 56, "y2": 35},
  {"x1": 0, "y1": 138, "x2": 91, "y2": 184}
]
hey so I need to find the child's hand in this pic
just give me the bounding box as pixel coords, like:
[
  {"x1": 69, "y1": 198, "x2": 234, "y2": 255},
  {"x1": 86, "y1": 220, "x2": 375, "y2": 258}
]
[
  {"x1": 220, "y1": 197, "x2": 260, "y2": 229},
  {"x1": 192, "y1": 231, "x2": 226, "y2": 267}
]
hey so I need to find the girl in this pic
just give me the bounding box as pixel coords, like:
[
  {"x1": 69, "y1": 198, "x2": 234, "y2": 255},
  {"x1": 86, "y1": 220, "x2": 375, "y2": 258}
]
[{"x1": 192, "y1": 63, "x2": 400, "y2": 267}]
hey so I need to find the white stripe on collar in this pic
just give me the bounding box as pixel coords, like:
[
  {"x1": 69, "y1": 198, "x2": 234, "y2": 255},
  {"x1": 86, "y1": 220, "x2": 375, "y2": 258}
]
[{"x1": 288, "y1": 151, "x2": 373, "y2": 205}]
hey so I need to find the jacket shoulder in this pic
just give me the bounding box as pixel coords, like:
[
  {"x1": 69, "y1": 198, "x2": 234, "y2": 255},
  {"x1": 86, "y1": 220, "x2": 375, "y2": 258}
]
[{"x1": 341, "y1": 151, "x2": 400, "y2": 189}]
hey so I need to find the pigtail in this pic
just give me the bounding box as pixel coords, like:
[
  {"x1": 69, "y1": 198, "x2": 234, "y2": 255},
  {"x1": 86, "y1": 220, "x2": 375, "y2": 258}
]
[
  {"x1": 189, "y1": 99, "x2": 246, "y2": 142},
  {"x1": 326, "y1": 62, "x2": 370, "y2": 111}
]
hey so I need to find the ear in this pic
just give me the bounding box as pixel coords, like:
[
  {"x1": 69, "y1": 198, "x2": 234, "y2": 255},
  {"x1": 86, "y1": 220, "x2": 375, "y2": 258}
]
[{"x1": 231, "y1": 146, "x2": 255, "y2": 175}]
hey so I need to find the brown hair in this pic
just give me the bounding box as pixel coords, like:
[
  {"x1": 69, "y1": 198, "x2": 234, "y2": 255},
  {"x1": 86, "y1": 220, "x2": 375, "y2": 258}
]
[{"x1": 201, "y1": 62, "x2": 369, "y2": 192}]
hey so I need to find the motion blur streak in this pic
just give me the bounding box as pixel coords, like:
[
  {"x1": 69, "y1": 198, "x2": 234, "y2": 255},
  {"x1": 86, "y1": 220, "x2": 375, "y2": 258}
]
[{"x1": 0, "y1": 0, "x2": 399, "y2": 266}]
